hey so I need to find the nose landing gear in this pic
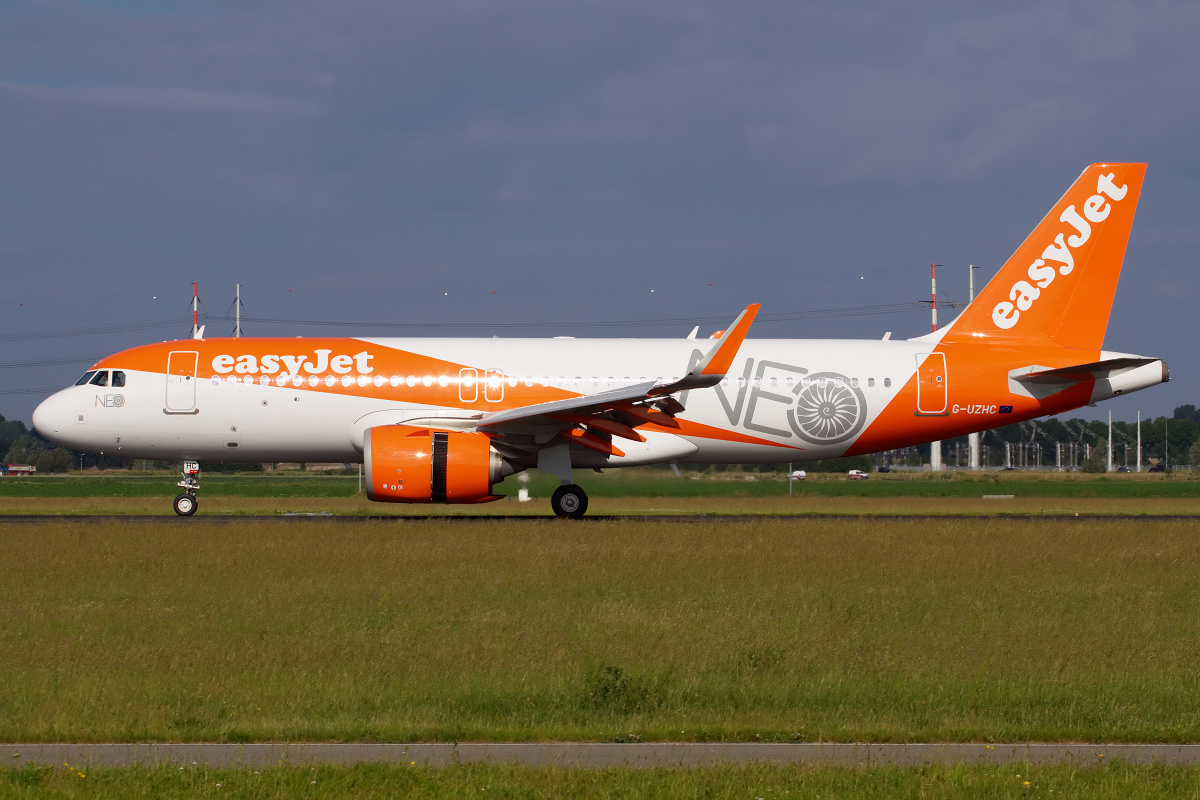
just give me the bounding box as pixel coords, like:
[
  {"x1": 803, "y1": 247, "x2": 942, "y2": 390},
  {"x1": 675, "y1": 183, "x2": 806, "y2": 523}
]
[
  {"x1": 173, "y1": 493, "x2": 198, "y2": 516},
  {"x1": 174, "y1": 460, "x2": 200, "y2": 516}
]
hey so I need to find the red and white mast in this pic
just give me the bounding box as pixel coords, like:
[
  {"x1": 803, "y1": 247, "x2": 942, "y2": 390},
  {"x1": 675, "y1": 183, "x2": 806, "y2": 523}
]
[
  {"x1": 930, "y1": 262, "x2": 938, "y2": 332},
  {"x1": 191, "y1": 282, "x2": 201, "y2": 339}
]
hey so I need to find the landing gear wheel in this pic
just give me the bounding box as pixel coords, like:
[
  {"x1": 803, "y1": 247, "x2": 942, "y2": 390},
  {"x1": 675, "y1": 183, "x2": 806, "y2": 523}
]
[
  {"x1": 173, "y1": 493, "x2": 198, "y2": 516},
  {"x1": 551, "y1": 485, "x2": 589, "y2": 519}
]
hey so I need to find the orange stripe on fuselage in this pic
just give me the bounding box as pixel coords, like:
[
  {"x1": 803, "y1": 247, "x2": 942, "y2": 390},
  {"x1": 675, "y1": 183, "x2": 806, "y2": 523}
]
[
  {"x1": 98, "y1": 339, "x2": 804, "y2": 450},
  {"x1": 845, "y1": 342, "x2": 1099, "y2": 456},
  {"x1": 93, "y1": 338, "x2": 579, "y2": 412}
]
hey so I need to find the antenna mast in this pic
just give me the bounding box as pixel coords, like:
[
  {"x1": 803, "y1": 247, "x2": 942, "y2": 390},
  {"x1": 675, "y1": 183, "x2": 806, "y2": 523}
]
[
  {"x1": 235, "y1": 284, "x2": 242, "y2": 338},
  {"x1": 191, "y1": 282, "x2": 200, "y2": 338},
  {"x1": 930, "y1": 262, "x2": 939, "y2": 332}
]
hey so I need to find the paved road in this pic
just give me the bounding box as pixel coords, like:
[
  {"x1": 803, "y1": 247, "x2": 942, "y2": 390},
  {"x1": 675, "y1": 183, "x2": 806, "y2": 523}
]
[
  {"x1": 9, "y1": 743, "x2": 1200, "y2": 768},
  {"x1": 3, "y1": 514, "x2": 1199, "y2": 523}
]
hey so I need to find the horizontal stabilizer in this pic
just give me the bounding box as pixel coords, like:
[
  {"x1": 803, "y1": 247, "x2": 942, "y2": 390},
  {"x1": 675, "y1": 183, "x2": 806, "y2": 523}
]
[
  {"x1": 1008, "y1": 355, "x2": 1168, "y2": 402},
  {"x1": 1015, "y1": 357, "x2": 1159, "y2": 384}
]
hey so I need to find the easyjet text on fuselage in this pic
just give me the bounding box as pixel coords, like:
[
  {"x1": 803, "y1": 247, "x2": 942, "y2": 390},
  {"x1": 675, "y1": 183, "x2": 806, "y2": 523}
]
[{"x1": 211, "y1": 349, "x2": 375, "y2": 378}]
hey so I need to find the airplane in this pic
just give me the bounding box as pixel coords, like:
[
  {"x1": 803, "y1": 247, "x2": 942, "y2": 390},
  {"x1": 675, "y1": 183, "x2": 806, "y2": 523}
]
[{"x1": 32, "y1": 163, "x2": 1167, "y2": 517}]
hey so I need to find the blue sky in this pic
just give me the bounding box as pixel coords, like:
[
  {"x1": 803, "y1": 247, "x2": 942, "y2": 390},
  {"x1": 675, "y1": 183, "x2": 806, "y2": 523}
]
[{"x1": 2, "y1": 0, "x2": 1197, "y2": 425}]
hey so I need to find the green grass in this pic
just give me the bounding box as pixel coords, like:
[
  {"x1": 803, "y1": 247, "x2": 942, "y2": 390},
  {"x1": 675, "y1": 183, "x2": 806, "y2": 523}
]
[
  {"x1": 6, "y1": 492, "x2": 1200, "y2": 518},
  {"x1": 3, "y1": 470, "x2": 1200, "y2": 501},
  {"x1": 3, "y1": 517, "x2": 1200, "y2": 743},
  {"x1": 4, "y1": 762, "x2": 1200, "y2": 799},
  {"x1": 0, "y1": 475, "x2": 360, "y2": 498}
]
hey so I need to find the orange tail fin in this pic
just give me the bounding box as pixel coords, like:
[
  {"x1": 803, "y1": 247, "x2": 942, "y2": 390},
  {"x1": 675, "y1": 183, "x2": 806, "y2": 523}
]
[{"x1": 944, "y1": 163, "x2": 1146, "y2": 350}]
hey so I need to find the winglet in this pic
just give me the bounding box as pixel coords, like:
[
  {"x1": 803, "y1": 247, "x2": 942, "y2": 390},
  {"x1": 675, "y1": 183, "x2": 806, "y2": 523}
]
[
  {"x1": 651, "y1": 304, "x2": 761, "y2": 395},
  {"x1": 695, "y1": 304, "x2": 760, "y2": 375}
]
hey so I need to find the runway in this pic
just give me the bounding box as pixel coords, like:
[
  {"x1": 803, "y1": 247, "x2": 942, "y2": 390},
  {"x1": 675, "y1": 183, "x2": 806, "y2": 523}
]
[
  {"x1": 9, "y1": 742, "x2": 1200, "y2": 768},
  {"x1": 3, "y1": 514, "x2": 1199, "y2": 523}
]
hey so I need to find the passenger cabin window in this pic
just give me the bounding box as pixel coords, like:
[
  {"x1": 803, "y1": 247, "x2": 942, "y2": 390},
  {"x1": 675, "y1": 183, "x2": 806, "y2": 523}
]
[
  {"x1": 868, "y1": 378, "x2": 876, "y2": 388},
  {"x1": 851, "y1": 377, "x2": 859, "y2": 389},
  {"x1": 89, "y1": 371, "x2": 109, "y2": 387},
  {"x1": 75, "y1": 371, "x2": 97, "y2": 386},
  {"x1": 884, "y1": 378, "x2": 892, "y2": 388},
  {"x1": 111, "y1": 371, "x2": 126, "y2": 388}
]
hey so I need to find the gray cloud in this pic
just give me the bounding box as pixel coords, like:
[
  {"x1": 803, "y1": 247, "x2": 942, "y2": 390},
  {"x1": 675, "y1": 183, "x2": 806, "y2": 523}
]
[
  {"x1": 0, "y1": 0, "x2": 1196, "y2": 424},
  {"x1": 0, "y1": 82, "x2": 318, "y2": 115}
]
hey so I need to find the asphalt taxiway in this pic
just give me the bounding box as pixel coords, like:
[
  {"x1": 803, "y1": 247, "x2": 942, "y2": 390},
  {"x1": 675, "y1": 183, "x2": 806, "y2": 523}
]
[{"x1": 2, "y1": 514, "x2": 1199, "y2": 523}]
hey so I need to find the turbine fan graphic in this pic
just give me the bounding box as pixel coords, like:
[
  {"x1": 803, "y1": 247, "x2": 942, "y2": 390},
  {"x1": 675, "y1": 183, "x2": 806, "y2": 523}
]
[{"x1": 788, "y1": 373, "x2": 866, "y2": 444}]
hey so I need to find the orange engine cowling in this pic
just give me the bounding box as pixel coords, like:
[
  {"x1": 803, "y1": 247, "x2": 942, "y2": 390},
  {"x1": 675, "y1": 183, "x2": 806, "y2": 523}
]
[{"x1": 363, "y1": 425, "x2": 506, "y2": 504}]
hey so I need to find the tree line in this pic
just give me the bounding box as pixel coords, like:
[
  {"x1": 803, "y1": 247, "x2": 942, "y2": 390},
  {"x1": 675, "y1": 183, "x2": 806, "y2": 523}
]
[{"x1": 5, "y1": 407, "x2": 1200, "y2": 474}]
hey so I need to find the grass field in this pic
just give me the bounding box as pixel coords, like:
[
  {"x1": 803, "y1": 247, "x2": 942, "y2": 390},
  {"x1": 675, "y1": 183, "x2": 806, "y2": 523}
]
[
  {"x1": 4, "y1": 493, "x2": 1200, "y2": 518},
  {"x1": 3, "y1": 470, "x2": 1200, "y2": 517},
  {"x1": 4, "y1": 762, "x2": 1199, "y2": 799},
  {"x1": 4, "y1": 470, "x2": 1200, "y2": 499},
  {"x1": 3, "y1": 516, "x2": 1200, "y2": 744}
]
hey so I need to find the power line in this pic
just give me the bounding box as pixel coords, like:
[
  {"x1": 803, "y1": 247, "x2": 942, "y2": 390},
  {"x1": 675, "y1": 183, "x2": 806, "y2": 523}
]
[
  {"x1": 233, "y1": 303, "x2": 925, "y2": 332},
  {"x1": 0, "y1": 354, "x2": 109, "y2": 369},
  {"x1": 0, "y1": 387, "x2": 63, "y2": 396},
  {"x1": 0, "y1": 302, "x2": 925, "y2": 342},
  {"x1": 0, "y1": 318, "x2": 186, "y2": 343}
]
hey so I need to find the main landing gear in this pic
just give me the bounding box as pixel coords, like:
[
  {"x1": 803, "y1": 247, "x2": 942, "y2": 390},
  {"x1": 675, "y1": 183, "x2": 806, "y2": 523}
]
[
  {"x1": 173, "y1": 460, "x2": 201, "y2": 516},
  {"x1": 551, "y1": 484, "x2": 589, "y2": 519}
]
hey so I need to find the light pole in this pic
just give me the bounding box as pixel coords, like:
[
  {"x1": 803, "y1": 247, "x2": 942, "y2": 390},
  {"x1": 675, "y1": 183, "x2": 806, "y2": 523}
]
[
  {"x1": 929, "y1": 262, "x2": 942, "y2": 472},
  {"x1": 967, "y1": 264, "x2": 981, "y2": 471},
  {"x1": 1107, "y1": 410, "x2": 1113, "y2": 472}
]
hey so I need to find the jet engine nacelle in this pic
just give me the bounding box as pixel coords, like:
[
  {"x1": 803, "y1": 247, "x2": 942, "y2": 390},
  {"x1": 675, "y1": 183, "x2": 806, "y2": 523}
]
[{"x1": 364, "y1": 425, "x2": 509, "y2": 503}]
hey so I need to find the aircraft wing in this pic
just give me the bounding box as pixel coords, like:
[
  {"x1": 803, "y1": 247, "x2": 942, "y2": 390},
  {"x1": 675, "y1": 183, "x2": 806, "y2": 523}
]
[
  {"x1": 476, "y1": 380, "x2": 662, "y2": 427},
  {"x1": 474, "y1": 304, "x2": 760, "y2": 456}
]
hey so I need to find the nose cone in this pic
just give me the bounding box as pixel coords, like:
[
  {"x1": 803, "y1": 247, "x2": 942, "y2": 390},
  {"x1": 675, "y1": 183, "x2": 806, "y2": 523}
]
[{"x1": 32, "y1": 390, "x2": 70, "y2": 447}]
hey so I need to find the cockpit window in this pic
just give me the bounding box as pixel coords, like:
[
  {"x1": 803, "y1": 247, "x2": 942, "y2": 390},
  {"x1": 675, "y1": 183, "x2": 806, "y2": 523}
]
[
  {"x1": 111, "y1": 371, "x2": 126, "y2": 388},
  {"x1": 75, "y1": 371, "x2": 98, "y2": 386},
  {"x1": 89, "y1": 371, "x2": 109, "y2": 387}
]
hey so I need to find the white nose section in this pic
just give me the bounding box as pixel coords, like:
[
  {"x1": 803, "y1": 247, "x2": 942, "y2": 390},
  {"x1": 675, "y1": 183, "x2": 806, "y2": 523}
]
[{"x1": 32, "y1": 391, "x2": 68, "y2": 444}]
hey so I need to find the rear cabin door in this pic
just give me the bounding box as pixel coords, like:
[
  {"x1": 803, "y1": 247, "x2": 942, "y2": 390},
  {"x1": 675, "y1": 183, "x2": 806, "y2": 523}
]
[
  {"x1": 166, "y1": 351, "x2": 199, "y2": 412},
  {"x1": 915, "y1": 352, "x2": 947, "y2": 415}
]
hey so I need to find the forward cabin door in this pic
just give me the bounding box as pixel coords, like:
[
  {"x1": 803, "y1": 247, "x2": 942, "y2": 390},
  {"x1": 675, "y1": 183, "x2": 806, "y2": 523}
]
[
  {"x1": 915, "y1": 352, "x2": 947, "y2": 415},
  {"x1": 166, "y1": 351, "x2": 199, "y2": 412}
]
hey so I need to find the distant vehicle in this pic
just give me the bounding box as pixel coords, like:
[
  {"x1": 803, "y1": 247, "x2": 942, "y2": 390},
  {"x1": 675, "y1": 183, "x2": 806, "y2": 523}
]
[
  {"x1": 4, "y1": 465, "x2": 35, "y2": 476},
  {"x1": 877, "y1": 465, "x2": 892, "y2": 473},
  {"x1": 848, "y1": 469, "x2": 869, "y2": 480},
  {"x1": 1149, "y1": 463, "x2": 1166, "y2": 472},
  {"x1": 1116, "y1": 465, "x2": 1132, "y2": 473},
  {"x1": 787, "y1": 469, "x2": 806, "y2": 481}
]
